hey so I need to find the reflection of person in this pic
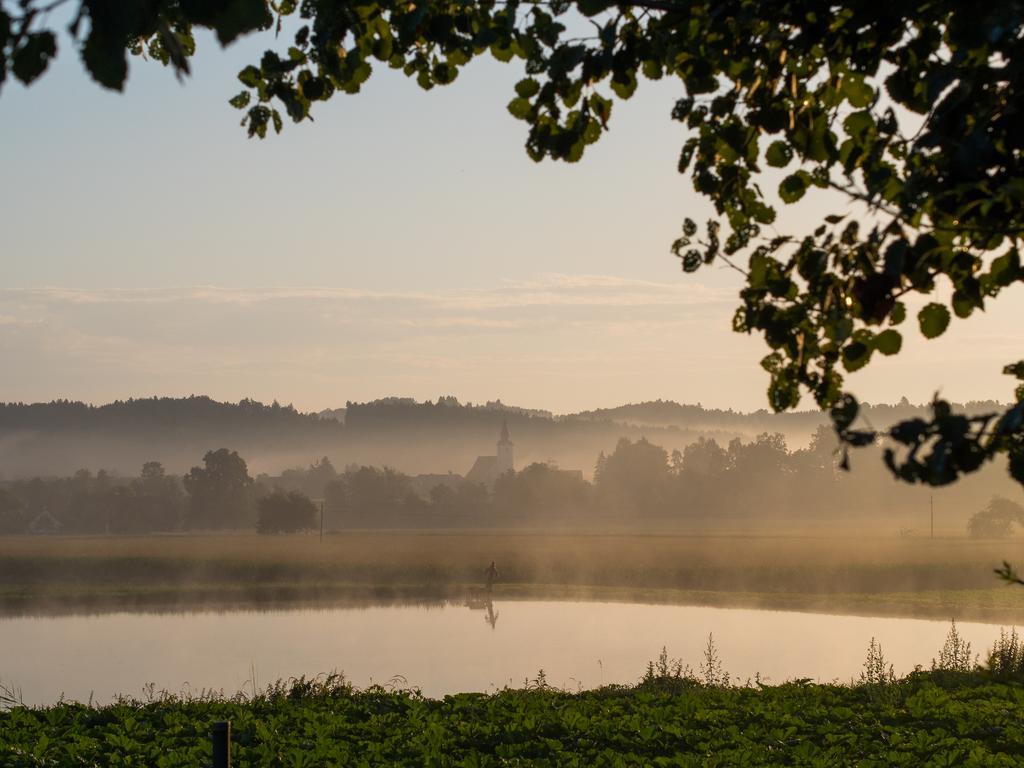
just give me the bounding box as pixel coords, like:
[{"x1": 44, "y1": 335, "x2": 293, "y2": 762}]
[
  {"x1": 484, "y1": 560, "x2": 499, "y2": 592},
  {"x1": 484, "y1": 599, "x2": 499, "y2": 630}
]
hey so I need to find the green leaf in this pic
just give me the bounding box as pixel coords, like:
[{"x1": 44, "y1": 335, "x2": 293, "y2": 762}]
[
  {"x1": 830, "y1": 393, "x2": 860, "y2": 431},
  {"x1": 842, "y1": 74, "x2": 874, "y2": 108},
  {"x1": 842, "y1": 341, "x2": 872, "y2": 372},
  {"x1": 889, "y1": 301, "x2": 906, "y2": 326},
  {"x1": 228, "y1": 91, "x2": 251, "y2": 109},
  {"x1": 779, "y1": 174, "x2": 807, "y2": 203},
  {"x1": 951, "y1": 290, "x2": 977, "y2": 319},
  {"x1": 989, "y1": 250, "x2": 1020, "y2": 287},
  {"x1": 238, "y1": 66, "x2": 261, "y2": 87},
  {"x1": 577, "y1": 0, "x2": 617, "y2": 16},
  {"x1": 199, "y1": 0, "x2": 273, "y2": 45},
  {"x1": 842, "y1": 110, "x2": 874, "y2": 138},
  {"x1": 765, "y1": 141, "x2": 792, "y2": 168},
  {"x1": 12, "y1": 31, "x2": 57, "y2": 85},
  {"x1": 515, "y1": 78, "x2": 540, "y2": 98},
  {"x1": 609, "y1": 72, "x2": 637, "y2": 99},
  {"x1": 507, "y1": 97, "x2": 532, "y2": 120},
  {"x1": 918, "y1": 303, "x2": 951, "y2": 339},
  {"x1": 873, "y1": 329, "x2": 902, "y2": 356},
  {"x1": 491, "y1": 43, "x2": 515, "y2": 63},
  {"x1": 1003, "y1": 361, "x2": 1024, "y2": 380},
  {"x1": 81, "y1": 28, "x2": 128, "y2": 91}
]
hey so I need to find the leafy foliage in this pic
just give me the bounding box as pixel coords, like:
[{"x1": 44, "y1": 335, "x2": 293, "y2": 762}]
[
  {"x1": 4, "y1": 1, "x2": 1024, "y2": 487},
  {"x1": 986, "y1": 627, "x2": 1024, "y2": 679},
  {"x1": 183, "y1": 448, "x2": 255, "y2": 529},
  {"x1": 932, "y1": 620, "x2": 975, "y2": 674},
  {"x1": 256, "y1": 488, "x2": 317, "y2": 533},
  {"x1": 0, "y1": 0, "x2": 271, "y2": 93},
  {"x1": 860, "y1": 637, "x2": 896, "y2": 687},
  {"x1": 4, "y1": 671, "x2": 1024, "y2": 765}
]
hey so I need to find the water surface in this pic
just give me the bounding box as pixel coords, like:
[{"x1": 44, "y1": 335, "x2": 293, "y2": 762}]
[{"x1": 0, "y1": 600, "x2": 1009, "y2": 705}]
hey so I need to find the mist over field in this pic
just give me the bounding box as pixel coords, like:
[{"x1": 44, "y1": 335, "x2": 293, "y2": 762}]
[{"x1": 1, "y1": 394, "x2": 1019, "y2": 533}]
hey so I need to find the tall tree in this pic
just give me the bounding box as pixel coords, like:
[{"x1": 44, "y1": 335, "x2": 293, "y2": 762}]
[
  {"x1": 129, "y1": 460, "x2": 184, "y2": 532},
  {"x1": 183, "y1": 448, "x2": 254, "y2": 529}
]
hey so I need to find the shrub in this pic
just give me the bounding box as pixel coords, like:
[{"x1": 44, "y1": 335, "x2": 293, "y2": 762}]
[
  {"x1": 932, "y1": 620, "x2": 975, "y2": 673},
  {"x1": 257, "y1": 490, "x2": 318, "y2": 534},
  {"x1": 985, "y1": 627, "x2": 1024, "y2": 679},
  {"x1": 860, "y1": 638, "x2": 895, "y2": 686},
  {"x1": 700, "y1": 634, "x2": 730, "y2": 687}
]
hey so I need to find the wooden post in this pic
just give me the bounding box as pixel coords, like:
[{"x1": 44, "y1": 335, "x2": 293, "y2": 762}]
[
  {"x1": 212, "y1": 721, "x2": 231, "y2": 768},
  {"x1": 320, "y1": 501, "x2": 325, "y2": 543}
]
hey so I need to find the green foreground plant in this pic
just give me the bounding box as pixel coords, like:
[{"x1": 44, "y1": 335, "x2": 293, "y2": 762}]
[
  {"x1": 3, "y1": 670, "x2": 1024, "y2": 766},
  {"x1": 4, "y1": 622, "x2": 1024, "y2": 765}
]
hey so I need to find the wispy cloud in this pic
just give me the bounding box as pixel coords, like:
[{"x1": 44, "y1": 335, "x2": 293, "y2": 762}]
[
  {"x1": 1, "y1": 277, "x2": 1015, "y2": 411},
  {"x1": 1, "y1": 275, "x2": 732, "y2": 311}
]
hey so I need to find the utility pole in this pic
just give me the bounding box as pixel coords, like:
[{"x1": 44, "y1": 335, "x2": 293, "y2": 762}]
[
  {"x1": 320, "y1": 501, "x2": 325, "y2": 543},
  {"x1": 930, "y1": 494, "x2": 934, "y2": 539}
]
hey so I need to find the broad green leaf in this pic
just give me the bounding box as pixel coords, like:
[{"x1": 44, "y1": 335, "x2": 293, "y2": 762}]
[
  {"x1": 918, "y1": 303, "x2": 951, "y2": 339},
  {"x1": 507, "y1": 97, "x2": 532, "y2": 119},
  {"x1": 842, "y1": 74, "x2": 874, "y2": 108},
  {"x1": 842, "y1": 340, "x2": 872, "y2": 371},
  {"x1": 765, "y1": 141, "x2": 792, "y2": 168},
  {"x1": 779, "y1": 174, "x2": 807, "y2": 203},
  {"x1": 12, "y1": 31, "x2": 57, "y2": 85},
  {"x1": 874, "y1": 329, "x2": 902, "y2": 355}
]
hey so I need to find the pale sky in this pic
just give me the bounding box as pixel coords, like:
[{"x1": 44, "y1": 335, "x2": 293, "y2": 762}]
[{"x1": 1, "y1": 26, "x2": 1020, "y2": 413}]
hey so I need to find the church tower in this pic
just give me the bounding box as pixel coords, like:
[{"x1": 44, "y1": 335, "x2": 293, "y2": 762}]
[{"x1": 496, "y1": 419, "x2": 514, "y2": 475}]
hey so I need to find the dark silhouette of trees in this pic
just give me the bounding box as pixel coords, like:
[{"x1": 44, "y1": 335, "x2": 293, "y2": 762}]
[
  {"x1": 257, "y1": 490, "x2": 317, "y2": 534},
  {"x1": 128, "y1": 461, "x2": 184, "y2": 532},
  {"x1": 595, "y1": 438, "x2": 672, "y2": 515},
  {"x1": 492, "y1": 463, "x2": 589, "y2": 520},
  {"x1": 271, "y1": 456, "x2": 338, "y2": 499},
  {"x1": 0, "y1": 489, "x2": 26, "y2": 534},
  {"x1": 431, "y1": 481, "x2": 490, "y2": 519},
  {"x1": 0, "y1": 433, "x2": 1020, "y2": 533},
  {"x1": 183, "y1": 449, "x2": 254, "y2": 529},
  {"x1": 324, "y1": 466, "x2": 418, "y2": 528}
]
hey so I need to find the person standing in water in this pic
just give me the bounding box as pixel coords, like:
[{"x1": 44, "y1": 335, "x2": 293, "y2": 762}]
[{"x1": 484, "y1": 561, "x2": 499, "y2": 593}]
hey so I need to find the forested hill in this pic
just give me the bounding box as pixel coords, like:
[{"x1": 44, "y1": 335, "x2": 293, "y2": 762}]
[
  {"x1": 0, "y1": 397, "x2": 341, "y2": 434},
  {"x1": 572, "y1": 398, "x2": 1008, "y2": 433},
  {"x1": 0, "y1": 397, "x2": 346, "y2": 478},
  {"x1": 0, "y1": 395, "x2": 1003, "y2": 480}
]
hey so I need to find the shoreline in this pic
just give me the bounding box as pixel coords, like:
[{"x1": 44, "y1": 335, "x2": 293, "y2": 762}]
[{"x1": 3, "y1": 581, "x2": 1023, "y2": 625}]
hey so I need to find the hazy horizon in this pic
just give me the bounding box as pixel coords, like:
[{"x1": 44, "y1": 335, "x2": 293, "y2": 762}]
[{"x1": 3, "y1": 21, "x2": 1023, "y2": 415}]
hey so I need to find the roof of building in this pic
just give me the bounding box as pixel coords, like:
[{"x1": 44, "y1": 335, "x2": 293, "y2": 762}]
[{"x1": 465, "y1": 455, "x2": 498, "y2": 485}]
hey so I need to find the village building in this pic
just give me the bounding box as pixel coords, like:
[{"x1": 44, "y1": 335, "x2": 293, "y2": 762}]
[{"x1": 464, "y1": 420, "x2": 515, "y2": 486}]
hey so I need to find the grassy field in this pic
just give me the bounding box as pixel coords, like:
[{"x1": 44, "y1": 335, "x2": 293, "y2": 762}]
[
  {"x1": 3, "y1": 672, "x2": 1024, "y2": 766},
  {"x1": 2, "y1": 531, "x2": 1024, "y2": 622}
]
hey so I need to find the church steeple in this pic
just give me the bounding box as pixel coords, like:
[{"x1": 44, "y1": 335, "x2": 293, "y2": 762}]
[{"x1": 496, "y1": 419, "x2": 514, "y2": 475}]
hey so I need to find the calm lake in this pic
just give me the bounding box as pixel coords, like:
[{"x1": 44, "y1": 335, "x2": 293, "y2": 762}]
[{"x1": 0, "y1": 600, "x2": 1012, "y2": 706}]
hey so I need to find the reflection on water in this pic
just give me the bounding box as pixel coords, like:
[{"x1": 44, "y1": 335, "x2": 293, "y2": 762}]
[
  {"x1": 464, "y1": 588, "x2": 499, "y2": 630},
  {"x1": 0, "y1": 600, "x2": 1013, "y2": 706}
]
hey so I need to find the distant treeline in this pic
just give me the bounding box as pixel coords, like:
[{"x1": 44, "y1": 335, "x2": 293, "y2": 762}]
[
  {"x1": 573, "y1": 397, "x2": 1010, "y2": 433},
  {"x1": 4, "y1": 394, "x2": 1010, "y2": 481},
  {"x1": 1, "y1": 428, "x2": 1018, "y2": 535},
  {"x1": 0, "y1": 396, "x2": 340, "y2": 433}
]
